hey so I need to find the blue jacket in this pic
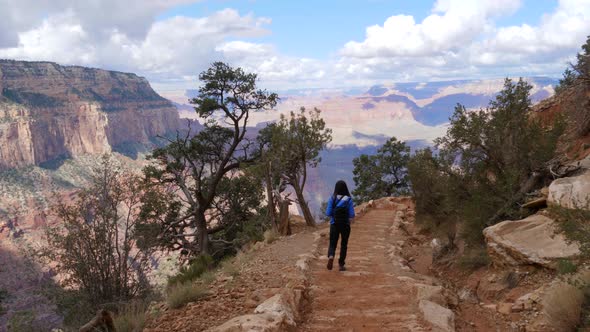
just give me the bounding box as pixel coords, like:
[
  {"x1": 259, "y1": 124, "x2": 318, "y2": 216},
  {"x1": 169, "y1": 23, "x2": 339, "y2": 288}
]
[{"x1": 325, "y1": 195, "x2": 356, "y2": 225}]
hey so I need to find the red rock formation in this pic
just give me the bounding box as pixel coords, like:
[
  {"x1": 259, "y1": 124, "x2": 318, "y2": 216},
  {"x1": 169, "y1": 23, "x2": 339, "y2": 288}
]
[
  {"x1": 0, "y1": 60, "x2": 179, "y2": 169},
  {"x1": 532, "y1": 83, "x2": 590, "y2": 161}
]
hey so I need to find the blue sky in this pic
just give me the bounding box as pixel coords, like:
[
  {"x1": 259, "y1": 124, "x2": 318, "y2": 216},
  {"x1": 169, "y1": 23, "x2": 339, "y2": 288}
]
[
  {"x1": 158, "y1": 0, "x2": 557, "y2": 59},
  {"x1": 0, "y1": 0, "x2": 588, "y2": 94}
]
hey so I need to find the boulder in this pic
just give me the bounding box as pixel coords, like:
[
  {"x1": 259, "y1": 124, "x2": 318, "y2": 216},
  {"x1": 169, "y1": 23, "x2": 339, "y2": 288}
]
[
  {"x1": 527, "y1": 271, "x2": 590, "y2": 332},
  {"x1": 415, "y1": 283, "x2": 446, "y2": 306},
  {"x1": 208, "y1": 291, "x2": 301, "y2": 332},
  {"x1": 548, "y1": 170, "x2": 590, "y2": 210},
  {"x1": 207, "y1": 313, "x2": 286, "y2": 332},
  {"x1": 419, "y1": 300, "x2": 455, "y2": 332},
  {"x1": 254, "y1": 293, "x2": 298, "y2": 326},
  {"x1": 483, "y1": 214, "x2": 579, "y2": 269}
]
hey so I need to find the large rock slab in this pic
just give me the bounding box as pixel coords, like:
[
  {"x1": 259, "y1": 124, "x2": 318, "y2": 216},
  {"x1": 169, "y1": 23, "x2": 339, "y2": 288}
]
[
  {"x1": 208, "y1": 291, "x2": 300, "y2": 332},
  {"x1": 483, "y1": 214, "x2": 579, "y2": 269},
  {"x1": 548, "y1": 170, "x2": 590, "y2": 210}
]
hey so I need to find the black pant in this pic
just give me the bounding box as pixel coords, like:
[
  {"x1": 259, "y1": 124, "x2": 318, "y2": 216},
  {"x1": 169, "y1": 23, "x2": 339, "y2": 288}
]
[{"x1": 328, "y1": 223, "x2": 351, "y2": 266}]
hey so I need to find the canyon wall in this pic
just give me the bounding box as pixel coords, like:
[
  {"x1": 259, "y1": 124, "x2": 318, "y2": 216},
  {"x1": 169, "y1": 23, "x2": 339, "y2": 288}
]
[{"x1": 0, "y1": 60, "x2": 179, "y2": 169}]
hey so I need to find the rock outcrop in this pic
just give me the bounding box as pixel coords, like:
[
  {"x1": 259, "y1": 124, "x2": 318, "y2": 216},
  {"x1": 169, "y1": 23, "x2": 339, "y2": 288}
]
[
  {"x1": 548, "y1": 170, "x2": 590, "y2": 209},
  {"x1": 0, "y1": 60, "x2": 179, "y2": 169},
  {"x1": 483, "y1": 214, "x2": 579, "y2": 268}
]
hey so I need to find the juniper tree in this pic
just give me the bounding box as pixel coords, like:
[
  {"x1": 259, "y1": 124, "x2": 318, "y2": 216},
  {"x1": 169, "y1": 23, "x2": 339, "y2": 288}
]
[
  {"x1": 261, "y1": 107, "x2": 332, "y2": 227},
  {"x1": 352, "y1": 137, "x2": 410, "y2": 203},
  {"x1": 140, "y1": 62, "x2": 278, "y2": 256},
  {"x1": 409, "y1": 78, "x2": 564, "y2": 244}
]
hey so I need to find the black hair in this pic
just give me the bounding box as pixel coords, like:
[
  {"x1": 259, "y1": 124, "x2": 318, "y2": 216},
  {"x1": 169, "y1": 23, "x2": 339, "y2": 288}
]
[{"x1": 333, "y1": 180, "x2": 351, "y2": 197}]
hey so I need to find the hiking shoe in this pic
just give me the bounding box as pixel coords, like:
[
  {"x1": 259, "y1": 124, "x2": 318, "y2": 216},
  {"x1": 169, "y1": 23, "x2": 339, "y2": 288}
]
[
  {"x1": 339, "y1": 265, "x2": 346, "y2": 272},
  {"x1": 327, "y1": 257, "x2": 334, "y2": 270}
]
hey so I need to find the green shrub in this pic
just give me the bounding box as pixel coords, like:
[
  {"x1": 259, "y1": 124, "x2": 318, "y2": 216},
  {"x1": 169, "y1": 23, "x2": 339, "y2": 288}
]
[
  {"x1": 167, "y1": 255, "x2": 213, "y2": 287},
  {"x1": 557, "y1": 259, "x2": 578, "y2": 275},
  {"x1": 166, "y1": 283, "x2": 208, "y2": 309},
  {"x1": 549, "y1": 205, "x2": 590, "y2": 261}
]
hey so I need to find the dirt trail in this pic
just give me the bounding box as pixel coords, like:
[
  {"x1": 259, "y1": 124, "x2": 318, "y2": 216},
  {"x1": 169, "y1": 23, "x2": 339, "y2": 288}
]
[{"x1": 300, "y1": 208, "x2": 428, "y2": 332}]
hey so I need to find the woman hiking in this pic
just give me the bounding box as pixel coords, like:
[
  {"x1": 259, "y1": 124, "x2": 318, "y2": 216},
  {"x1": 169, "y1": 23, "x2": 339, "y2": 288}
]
[{"x1": 325, "y1": 180, "x2": 355, "y2": 271}]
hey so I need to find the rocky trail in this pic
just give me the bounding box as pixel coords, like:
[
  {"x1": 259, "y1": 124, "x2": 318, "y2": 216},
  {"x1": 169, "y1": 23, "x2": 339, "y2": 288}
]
[
  {"x1": 301, "y1": 208, "x2": 429, "y2": 331},
  {"x1": 146, "y1": 198, "x2": 456, "y2": 331}
]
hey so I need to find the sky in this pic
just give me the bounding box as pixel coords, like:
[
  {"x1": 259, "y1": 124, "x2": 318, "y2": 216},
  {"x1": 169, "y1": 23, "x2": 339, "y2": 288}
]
[{"x1": 0, "y1": 0, "x2": 588, "y2": 98}]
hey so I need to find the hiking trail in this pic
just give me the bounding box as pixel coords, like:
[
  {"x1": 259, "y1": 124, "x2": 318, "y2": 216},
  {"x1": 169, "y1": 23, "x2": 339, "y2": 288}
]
[{"x1": 300, "y1": 204, "x2": 451, "y2": 331}]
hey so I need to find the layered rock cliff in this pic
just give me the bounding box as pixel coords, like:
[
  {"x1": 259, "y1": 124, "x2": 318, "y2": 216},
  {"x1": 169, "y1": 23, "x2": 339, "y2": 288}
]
[{"x1": 0, "y1": 60, "x2": 179, "y2": 169}]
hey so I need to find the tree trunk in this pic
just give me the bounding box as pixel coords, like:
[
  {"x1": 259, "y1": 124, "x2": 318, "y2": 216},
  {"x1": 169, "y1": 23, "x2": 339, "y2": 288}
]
[
  {"x1": 292, "y1": 181, "x2": 316, "y2": 227},
  {"x1": 278, "y1": 199, "x2": 291, "y2": 236},
  {"x1": 265, "y1": 163, "x2": 278, "y2": 231},
  {"x1": 196, "y1": 210, "x2": 210, "y2": 255}
]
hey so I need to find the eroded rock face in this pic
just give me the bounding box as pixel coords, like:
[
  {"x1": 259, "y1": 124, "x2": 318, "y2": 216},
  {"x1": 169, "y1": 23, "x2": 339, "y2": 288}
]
[
  {"x1": 0, "y1": 60, "x2": 179, "y2": 169},
  {"x1": 547, "y1": 170, "x2": 590, "y2": 210},
  {"x1": 483, "y1": 214, "x2": 579, "y2": 269}
]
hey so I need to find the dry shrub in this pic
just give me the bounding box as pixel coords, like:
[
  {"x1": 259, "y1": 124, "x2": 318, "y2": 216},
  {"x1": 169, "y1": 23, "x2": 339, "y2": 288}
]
[
  {"x1": 114, "y1": 301, "x2": 148, "y2": 332},
  {"x1": 263, "y1": 229, "x2": 279, "y2": 244},
  {"x1": 166, "y1": 283, "x2": 208, "y2": 309},
  {"x1": 543, "y1": 281, "x2": 585, "y2": 330}
]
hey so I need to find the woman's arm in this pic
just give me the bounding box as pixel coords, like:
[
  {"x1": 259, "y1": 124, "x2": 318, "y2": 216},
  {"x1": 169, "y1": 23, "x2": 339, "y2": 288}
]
[
  {"x1": 325, "y1": 197, "x2": 334, "y2": 217},
  {"x1": 349, "y1": 199, "x2": 356, "y2": 219}
]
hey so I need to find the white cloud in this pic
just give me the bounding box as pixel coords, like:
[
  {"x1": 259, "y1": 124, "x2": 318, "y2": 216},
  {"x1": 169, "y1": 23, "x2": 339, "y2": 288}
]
[
  {"x1": 0, "y1": 8, "x2": 271, "y2": 81},
  {"x1": 0, "y1": 0, "x2": 198, "y2": 47},
  {"x1": 341, "y1": 0, "x2": 521, "y2": 58},
  {"x1": 0, "y1": 0, "x2": 589, "y2": 92},
  {"x1": 472, "y1": 0, "x2": 590, "y2": 66}
]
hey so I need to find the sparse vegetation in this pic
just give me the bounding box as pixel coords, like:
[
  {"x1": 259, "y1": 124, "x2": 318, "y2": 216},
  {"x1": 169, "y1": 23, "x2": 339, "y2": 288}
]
[
  {"x1": 166, "y1": 282, "x2": 208, "y2": 309},
  {"x1": 44, "y1": 155, "x2": 155, "y2": 306},
  {"x1": 263, "y1": 229, "x2": 279, "y2": 244},
  {"x1": 167, "y1": 255, "x2": 213, "y2": 287},
  {"x1": 114, "y1": 301, "x2": 150, "y2": 332},
  {"x1": 220, "y1": 258, "x2": 240, "y2": 278},
  {"x1": 549, "y1": 204, "x2": 590, "y2": 266},
  {"x1": 558, "y1": 259, "x2": 579, "y2": 275}
]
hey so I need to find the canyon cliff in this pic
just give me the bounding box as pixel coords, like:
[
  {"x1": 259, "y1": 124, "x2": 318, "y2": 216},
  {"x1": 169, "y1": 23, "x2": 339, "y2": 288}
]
[{"x1": 0, "y1": 60, "x2": 179, "y2": 169}]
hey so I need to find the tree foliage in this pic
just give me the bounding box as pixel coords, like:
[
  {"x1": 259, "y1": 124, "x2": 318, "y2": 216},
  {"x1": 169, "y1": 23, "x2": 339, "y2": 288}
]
[
  {"x1": 555, "y1": 35, "x2": 590, "y2": 93},
  {"x1": 409, "y1": 78, "x2": 564, "y2": 244},
  {"x1": 45, "y1": 155, "x2": 153, "y2": 305},
  {"x1": 555, "y1": 68, "x2": 578, "y2": 95},
  {"x1": 140, "y1": 62, "x2": 277, "y2": 256},
  {"x1": 352, "y1": 137, "x2": 410, "y2": 203},
  {"x1": 258, "y1": 107, "x2": 332, "y2": 227}
]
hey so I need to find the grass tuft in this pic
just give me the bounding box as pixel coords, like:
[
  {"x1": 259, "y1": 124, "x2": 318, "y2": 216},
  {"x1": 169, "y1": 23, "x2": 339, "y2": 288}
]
[
  {"x1": 166, "y1": 282, "x2": 208, "y2": 309},
  {"x1": 168, "y1": 255, "x2": 213, "y2": 287},
  {"x1": 263, "y1": 229, "x2": 279, "y2": 244},
  {"x1": 114, "y1": 301, "x2": 148, "y2": 332}
]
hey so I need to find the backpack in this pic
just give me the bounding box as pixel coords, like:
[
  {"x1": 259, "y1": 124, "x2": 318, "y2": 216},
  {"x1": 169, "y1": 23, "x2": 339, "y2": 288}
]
[{"x1": 333, "y1": 196, "x2": 350, "y2": 224}]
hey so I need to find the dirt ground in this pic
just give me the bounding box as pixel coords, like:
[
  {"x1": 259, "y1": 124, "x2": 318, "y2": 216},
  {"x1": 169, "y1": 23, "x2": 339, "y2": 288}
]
[
  {"x1": 144, "y1": 223, "x2": 315, "y2": 332},
  {"x1": 299, "y1": 209, "x2": 428, "y2": 332}
]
